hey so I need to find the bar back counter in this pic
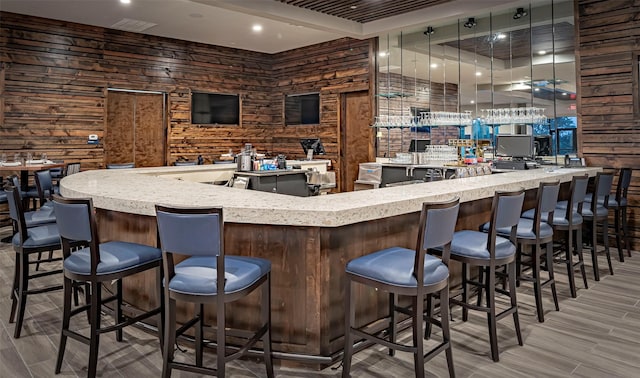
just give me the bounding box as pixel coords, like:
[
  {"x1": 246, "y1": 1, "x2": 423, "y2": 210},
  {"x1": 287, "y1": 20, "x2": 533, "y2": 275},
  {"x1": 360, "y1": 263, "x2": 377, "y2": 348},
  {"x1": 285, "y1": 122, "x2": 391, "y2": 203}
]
[{"x1": 59, "y1": 164, "x2": 600, "y2": 366}]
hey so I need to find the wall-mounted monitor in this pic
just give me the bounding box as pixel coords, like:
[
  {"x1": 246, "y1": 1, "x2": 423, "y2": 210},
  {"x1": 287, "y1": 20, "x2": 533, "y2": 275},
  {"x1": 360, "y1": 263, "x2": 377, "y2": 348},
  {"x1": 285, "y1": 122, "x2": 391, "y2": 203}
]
[
  {"x1": 191, "y1": 92, "x2": 239, "y2": 125},
  {"x1": 409, "y1": 139, "x2": 431, "y2": 152},
  {"x1": 496, "y1": 134, "x2": 534, "y2": 158},
  {"x1": 300, "y1": 138, "x2": 325, "y2": 155},
  {"x1": 286, "y1": 93, "x2": 320, "y2": 125}
]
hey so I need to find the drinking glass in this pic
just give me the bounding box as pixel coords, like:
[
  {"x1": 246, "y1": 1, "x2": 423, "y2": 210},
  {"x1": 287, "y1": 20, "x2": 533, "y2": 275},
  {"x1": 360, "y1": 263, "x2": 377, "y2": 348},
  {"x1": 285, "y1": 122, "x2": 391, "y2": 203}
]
[{"x1": 41, "y1": 152, "x2": 47, "y2": 162}]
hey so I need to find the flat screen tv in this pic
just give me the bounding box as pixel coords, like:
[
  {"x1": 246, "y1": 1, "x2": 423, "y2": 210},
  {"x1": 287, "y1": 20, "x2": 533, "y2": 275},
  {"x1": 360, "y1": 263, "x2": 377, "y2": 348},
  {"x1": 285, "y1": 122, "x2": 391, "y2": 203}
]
[
  {"x1": 300, "y1": 138, "x2": 325, "y2": 155},
  {"x1": 191, "y1": 92, "x2": 239, "y2": 125},
  {"x1": 496, "y1": 134, "x2": 534, "y2": 158},
  {"x1": 286, "y1": 93, "x2": 320, "y2": 125}
]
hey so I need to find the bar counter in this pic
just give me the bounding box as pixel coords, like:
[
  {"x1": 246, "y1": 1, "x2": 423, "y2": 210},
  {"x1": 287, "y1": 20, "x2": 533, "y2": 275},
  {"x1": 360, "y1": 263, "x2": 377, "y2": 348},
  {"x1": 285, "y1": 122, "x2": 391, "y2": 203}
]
[{"x1": 59, "y1": 164, "x2": 600, "y2": 364}]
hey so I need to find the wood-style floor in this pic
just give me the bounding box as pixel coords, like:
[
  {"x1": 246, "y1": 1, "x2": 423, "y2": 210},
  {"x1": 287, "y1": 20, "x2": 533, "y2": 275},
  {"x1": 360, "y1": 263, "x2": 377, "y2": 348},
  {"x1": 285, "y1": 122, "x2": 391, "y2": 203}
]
[{"x1": 1, "y1": 225, "x2": 639, "y2": 377}]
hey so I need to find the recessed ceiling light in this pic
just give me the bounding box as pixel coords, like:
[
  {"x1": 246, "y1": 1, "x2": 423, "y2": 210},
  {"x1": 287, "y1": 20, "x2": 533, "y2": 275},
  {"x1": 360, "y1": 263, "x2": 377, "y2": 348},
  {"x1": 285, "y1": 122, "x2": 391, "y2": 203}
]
[
  {"x1": 120, "y1": 0, "x2": 131, "y2": 4},
  {"x1": 470, "y1": 100, "x2": 475, "y2": 104},
  {"x1": 538, "y1": 50, "x2": 547, "y2": 55},
  {"x1": 430, "y1": 63, "x2": 438, "y2": 68},
  {"x1": 350, "y1": 5, "x2": 357, "y2": 9},
  {"x1": 497, "y1": 33, "x2": 506, "y2": 39},
  {"x1": 379, "y1": 51, "x2": 388, "y2": 57},
  {"x1": 252, "y1": 24, "x2": 263, "y2": 32},
  {"x1": 475, "y1": 72, "x2": 482, "y2": 76}
]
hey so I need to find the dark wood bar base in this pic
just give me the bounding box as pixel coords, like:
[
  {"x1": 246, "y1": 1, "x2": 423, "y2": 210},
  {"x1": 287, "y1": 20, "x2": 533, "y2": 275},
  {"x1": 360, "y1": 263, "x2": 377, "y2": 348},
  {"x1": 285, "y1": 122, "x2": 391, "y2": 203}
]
[{"x1": 95, "y1": 190, "x2": 540, "y2": 366}]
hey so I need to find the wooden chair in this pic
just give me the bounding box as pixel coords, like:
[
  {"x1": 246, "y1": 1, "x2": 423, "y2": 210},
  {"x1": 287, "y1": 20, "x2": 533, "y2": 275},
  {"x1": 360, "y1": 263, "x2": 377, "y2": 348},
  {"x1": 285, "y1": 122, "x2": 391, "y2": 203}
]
[
  {"x1": 489, "y1": 181, "x2": 560, "y2": 322},
  {"x1": 448, "y1": 189, "x2": 525, "y2": 362},
  {"x1": 155, "y1": 205, "x2": 273, "y2": 378},
  {"x1": 52, "y1": 195, "x2": 163, "y2": 377},
  {"x1": 342, "y1": 198, "x2": 459, "y2": 378},
  {"x1": 5, "y1": 186, "x2": 62, "y2": 338}
]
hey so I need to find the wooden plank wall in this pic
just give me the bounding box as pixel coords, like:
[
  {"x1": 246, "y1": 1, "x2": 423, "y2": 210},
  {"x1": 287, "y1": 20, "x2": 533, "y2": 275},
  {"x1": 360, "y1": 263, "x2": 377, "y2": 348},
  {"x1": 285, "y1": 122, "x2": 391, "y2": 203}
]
[
  {"x1": 577, "y1": 0, "x2": 640, "y2": 249},
  {"x1": 0, "y1": 12, "x2": 373, "y2": 187}
]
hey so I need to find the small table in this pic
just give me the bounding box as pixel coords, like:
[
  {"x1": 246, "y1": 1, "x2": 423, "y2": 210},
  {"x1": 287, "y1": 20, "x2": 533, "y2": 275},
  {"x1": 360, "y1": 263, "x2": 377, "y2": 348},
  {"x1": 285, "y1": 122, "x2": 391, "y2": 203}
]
[{"x1": 0, "y1": 162, "x2": 66, "y2": 192}]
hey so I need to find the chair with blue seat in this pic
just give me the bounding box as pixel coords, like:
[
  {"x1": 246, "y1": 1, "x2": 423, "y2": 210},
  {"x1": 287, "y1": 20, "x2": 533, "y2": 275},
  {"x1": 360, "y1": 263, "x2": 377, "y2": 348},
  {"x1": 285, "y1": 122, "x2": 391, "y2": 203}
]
[
  {"x1": 7, "y1": 175, "x2": 56, "y2": 226},
  {"x1": 342, "y1": 197, "x2": 459, "y2": 378},
  {"x1": 52, "y1": 195, "x2": 163, "y2": 377},
  {"x1": 486, "y1": 181, "x2": 560, "y2": 323},
  {"x1": 5, "y1": 186, "x2": 63, "y2": 338},
  {"x1": 155, "y1": 205, "x2": 274, "y2": 378},
  {"x1": 561, "y1": 172, "x2": 614, "y2": 281},
  {"x1": 585, "y1": 168, "x2": 632, "y2": 262},
  {"x1": 524, "y1": 174, "x2": 590, "y2": 298},
  {"x1": 34, "y1": 169, "x2": 60, "y2": 206},
  {"x1": 449, "y1": 189, "x2": 525, "y2": 362}
]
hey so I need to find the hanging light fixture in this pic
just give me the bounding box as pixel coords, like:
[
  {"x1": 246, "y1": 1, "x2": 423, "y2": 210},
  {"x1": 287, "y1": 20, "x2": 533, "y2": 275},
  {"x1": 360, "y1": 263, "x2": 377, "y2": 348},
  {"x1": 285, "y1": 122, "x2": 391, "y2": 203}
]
[{"x1": 424, "y1": 26, "x2": 435, "y2": 35}]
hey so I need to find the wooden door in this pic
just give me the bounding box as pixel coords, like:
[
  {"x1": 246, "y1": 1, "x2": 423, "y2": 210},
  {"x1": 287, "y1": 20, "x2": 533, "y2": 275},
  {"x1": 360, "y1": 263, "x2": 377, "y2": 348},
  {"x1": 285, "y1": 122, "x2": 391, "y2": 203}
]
[
  {"x1": 106, "y1": 91, "x2": 165, "y2": 168},
  {"x1": 340, "y1": 91, "x2": 372, "y2": 192},
  {"x1": 106, "y1": 91, "x2": 135, "y2": 165},
  {"x1": 134, "y1": 93, "x2": 165, "y2": 167}
]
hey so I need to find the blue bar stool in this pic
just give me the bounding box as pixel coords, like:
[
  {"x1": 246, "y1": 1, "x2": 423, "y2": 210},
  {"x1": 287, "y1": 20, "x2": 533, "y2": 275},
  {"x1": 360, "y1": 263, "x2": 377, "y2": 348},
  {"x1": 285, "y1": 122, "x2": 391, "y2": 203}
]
[
  {"x1": 52, "y1": 195, "x2": 163, "y2": 377},
  {"x1": 449, "y1": 189, "x2": 524, "y2": 362},
  {"x1": 585, "y1": 168, "x2": 632, "y2": 262},
  {"x1": 486, "y1": 181, "x2": 560, "y2": 322},
  {"x1": 524, "y1": 174, "x2": 590, "y2": 298},
  {"x1": 5, "y1": 186, "x2": 62, "y2": 338},
  {"x1": 561, "y1": 172, "x2": 614, "y2": 281},
  {"x1": 342, "y1": 197, "x2": 459, "y2": 378},
  {"x1": 34, "y1": 169, "x2": 60, "y2": 206},
  {"x1": 155, "y1": 205, "x2": 274, "y2": 378}
]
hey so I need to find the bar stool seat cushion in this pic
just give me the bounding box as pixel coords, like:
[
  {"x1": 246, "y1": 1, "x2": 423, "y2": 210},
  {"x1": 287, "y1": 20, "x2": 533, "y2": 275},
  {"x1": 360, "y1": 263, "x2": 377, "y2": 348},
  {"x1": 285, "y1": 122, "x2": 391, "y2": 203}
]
[
  {"x1": 521, "y1": 208, "x2": 583, "y2": 227},
  {"x1": 450, "y1": 230, "x2": 516, "y2": 260},
  {"x1": 556, "y1": 200, "x2": 608, "y2": 217},
  {"x1": 12, "y1": 223, "x2": 60, "y2": 248},
  {"x1": 584, "y1": 193, "x2": 622, "y2": 208},
  {"x1": 169, "y1": 255, "x2": 271, "y2": 296},
  {"x1": 346, "y1": 247, "x2": 448, "y2": 288},
  {"x1": 63, "y1": 241, "x2": 161, "y2": 276},
  {"x1": 481, "y1": 218, "x2": 553, "y2": 240}
]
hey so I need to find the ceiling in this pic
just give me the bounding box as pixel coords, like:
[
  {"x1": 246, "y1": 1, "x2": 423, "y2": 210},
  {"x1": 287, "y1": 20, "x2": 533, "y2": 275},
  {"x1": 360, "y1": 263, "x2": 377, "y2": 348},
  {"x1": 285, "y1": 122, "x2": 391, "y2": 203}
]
[{"x1": 0, "y1": 0, "x2": 548, "y2": 54}]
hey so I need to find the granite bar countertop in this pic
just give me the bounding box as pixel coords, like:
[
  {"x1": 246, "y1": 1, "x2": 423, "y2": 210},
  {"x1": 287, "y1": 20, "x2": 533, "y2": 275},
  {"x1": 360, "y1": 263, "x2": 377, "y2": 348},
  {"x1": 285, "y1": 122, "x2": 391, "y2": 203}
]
[{"x1": 60, "y1": 165, "x2": 600, "y2": 227}]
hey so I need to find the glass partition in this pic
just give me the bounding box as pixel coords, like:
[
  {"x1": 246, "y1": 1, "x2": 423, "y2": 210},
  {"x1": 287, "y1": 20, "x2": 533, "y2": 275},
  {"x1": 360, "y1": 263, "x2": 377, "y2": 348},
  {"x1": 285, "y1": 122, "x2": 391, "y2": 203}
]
[{"x1": 375, "y1": 0, "x2": 576, "y2": 163}]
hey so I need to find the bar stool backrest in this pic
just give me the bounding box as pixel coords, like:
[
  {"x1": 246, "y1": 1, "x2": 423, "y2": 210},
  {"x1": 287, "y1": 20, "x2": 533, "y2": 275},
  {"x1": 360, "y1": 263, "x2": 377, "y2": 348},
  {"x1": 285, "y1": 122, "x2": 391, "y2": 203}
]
[
  {"x1": 5, "y1": 186, "x2": 28, "y2": 243},
  {"x1": 34, "y1": 169, "x2": 54, "y2": 203},
  {"x1": 616, "y1": 168, "x2": 632, "y2": 203},
  {"x1": 563, "y1": 174, "x2": 589, "y2": 224},
  {"x1": 590, "y1": 172, "x2": 614, "y2": 212},
  {"x1": 416, "y1": 197, "x2": 459, "y2": 275},
  {"x1": 486, "y1": 189, "x2": 525, "y2": 255},
  {"x1": 65, "y1": 162, "x2": 81, "y2": 175},
  {"x1": 536, "y1": 181, "x2": 560, "y2": 228},
  {"x1": 7, "y1": 175, "x2": 22, "y2": 198},
  {"x1": 52, "y1": 195, "x2": 100, "y2": 268},
  {"x1": 155, "y1": 206, "x2": 225, "y2": 296}
]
